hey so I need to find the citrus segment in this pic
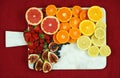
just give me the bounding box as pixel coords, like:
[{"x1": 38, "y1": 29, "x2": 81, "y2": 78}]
[
  {"x1": 69, "y1": 28, "x2": 81, "y2": 39},
  {"x1": 60, "y1": 22, "x2": 71, "y2": 31},
  {"x1": 56, "y1": 7, "x2": 72, "y2": 22},
  {"x1": 41, "y1": 16, "x2": 60, "y2": 35},
  {"x1": 79, "y1": 20, "x2": 95, "y2": 36},
  {"x1": 25, "y1": 7, "x2": 43, "y2": 25},
  {"x1": 72, "y1": 5, "x2": 82, "y2": 17},
  {"x1": 56, "y1": 30, "x2": 69, "y2": 43},
  {"x1": 94, "y1": 27, "x2": 105, "y2": 39},
  {"x1": 79, "y1": 10, "x2": 88, "y2": 20},
  {"x1": 100, "y1": 45, "x2": 111, "y2": 56},
  {"x1": 46, "y1": 4, "x2": 57, "y2": 16},
  {"x1": 88, "y1": 6, "x2": 103, "y2": 22},
  {"x1": 88, "y1": 46, "x2": 100, "y2": 57},
  {"x1": 96, "y1": 21, "x2": 106, "y2": 29},
  {"x1": 91, "y1": 35, "x2": 105, "y2": 46},
  {"x1": 77, "y1": 36, "x2": 91, "y2": 50},
  {"x1": 69, "y1": 17, "x2": 81, "y2": 28}
]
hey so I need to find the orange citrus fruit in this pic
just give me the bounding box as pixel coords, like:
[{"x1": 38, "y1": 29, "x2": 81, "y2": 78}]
[
  {"x1": 72, "y1": 5, "x2": 82, "y2": 17},
  {"x1": 69, "y1": 17, "x2": 81, "y2": 28},
  {"x1": 88, "y1": 6, "x2": 103, "y2": 22},
  {"x1": 69, "y1": 28, "x2": 81, "y2": 39},
  {"x1": 60, "y1": 22, "x2": 71, "y2": 31},
  {"x1": 46, "y1": 4, "x2": 57, "y2": 16},
  {"x1": 41, "y1": 16, "x2": 60, "y2": 35},
  {"x1": 79, "y1": 10, "x2": 88, "y2": 20},
  {"x1": 25, "y1": 7, "x2": 43, "y2": 25},
  {"x1": 68, "y1": 37, "x2": 77, "y2": 43},
  {"x1": 56, "y1": 30, "x2": 69, "y2": 43},
  {"x1": 53, "y1": 33, "x2": 61, "y2": 44},
  {"x1": 79, "y1": 20, "x2": 95, "y2": 36},
  {"x1": 56, "y1": 7, "x2": 72, "y2": 22}
]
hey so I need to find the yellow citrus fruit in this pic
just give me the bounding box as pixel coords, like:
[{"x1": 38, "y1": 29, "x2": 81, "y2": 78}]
[
  {"x1": 88, "y1": 46, "x2": 100, "y2": 57},
  {"x1": 56, "y1": 7, "x2": 72, "y2": 22},
  {"x1": 94, "y1": 27, "x2": 105, "y2": 39},
  {"x1": 91, "y1": 35, "x2": 105, "y2": 46},
  {"x1": 88, "y1": 6, "x2": 103, "y2": 22},
  {"x1": 96, "y1": 20, "x2": 106, "y2": 29},
  {"x1": 79, "y1": 20, "x2": 95, "y2": 36},
  {"x1": 100, "y1": 45, "x2": 111, "y2": 56},
  {"x1": 69, "y1": 17, "x2": 81, "y2": 28},
  {"x1": 69, "y1": 28, "x2": 81, "y2": 39},
  {"x1": 46, "y1": 4, "x2": 57, "y2": 16},
  {"x1": 72, "y1": 5, "x2": 82, "y2": 17},
  {"x1": 77, "y1": 36, "x2": 91, "y2": 50},
  {"x1": 56, "y1": 30, "x2": 69, "y2": 43}
]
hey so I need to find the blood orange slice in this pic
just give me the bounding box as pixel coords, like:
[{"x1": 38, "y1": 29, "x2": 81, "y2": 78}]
[
  {"x1": 41, "y1": 16, "x2": 60, "y2": 35},
  {"x1": 25, "y1": 7, "x2": 43, "y2": 25}
]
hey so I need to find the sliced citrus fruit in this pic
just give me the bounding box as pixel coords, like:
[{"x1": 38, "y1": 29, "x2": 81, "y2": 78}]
[
  {"x1": 94, "y1": 27, "x2": 105, "y2": 39},
  {"x1": 91, "y1": 35, "x2": 105, "y2": 46},
  {"x1": 79, "y1": 10, "x2": 88, "y2": 20},
  {"x1": 69, "y1": 17, "x2": 81, "y2": 28},
  {"x1": 77, "y1": 36, "x2": 91, "y2": 50},
  {"x1": 79, "y1": 20, "x2": 95, "y2": 36},
  {"x1": 41, "y1": 16, "x2": 60, "y2": 35},
  {"x1": 100, "y1": 45, "x2": 111, "y2": 56},
  {"x1": 25, "y1": 7, "x2": 43, "y2": 25},
  {"x1": 53, "y1": 33, "x2": 61, "y2": 44},
  {"x1": 96, "y1": 20, "x2": 106, "y2": 29},
  {"x1": 60, "y1": 22, "x2": 71, "y2": 31},
  {"x1": 68, "y1": 37, "x2": 77, "y2": 43},
  {"x1": 56, "y1": 30, "x2": 69, "y2": 43},
  {"x1": 46, "y1": 4, "x2": 57, "y2": 16},
  {"x1": 56, "y1": 7, "x2": 72, "y2": 22},
  {"x1": 88, "y1": 6, "x2": 103, "y2": 22},
  {"x1": 69, "y1": 28, "x2": 81, "y2": 39},
  {"x1": 88, "y1": 46, "x2": 100, "y2": 57},
  {"x1": 72, "y1": 5, "x2": 82, "y2": 17}
]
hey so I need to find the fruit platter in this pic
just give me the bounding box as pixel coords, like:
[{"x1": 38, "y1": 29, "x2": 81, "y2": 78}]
[{"x1": 5, "y1": 5, "x2": 111, "y2": 73}]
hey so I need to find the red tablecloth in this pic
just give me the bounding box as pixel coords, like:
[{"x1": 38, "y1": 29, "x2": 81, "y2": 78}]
[{"x1": 0, "y1": 0, "x2": 120, "y2": 78}]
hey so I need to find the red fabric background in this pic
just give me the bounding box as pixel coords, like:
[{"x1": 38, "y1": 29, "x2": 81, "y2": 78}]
[{"x1": 0, "y1": 0, "x2": 120, "y2": 78}]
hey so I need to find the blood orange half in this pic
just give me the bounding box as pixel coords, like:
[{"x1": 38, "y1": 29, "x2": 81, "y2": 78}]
[
  {"x1": 41, "y1": 16, "x2": 60, "y2": 35},
  {"x1": 25, "y1": 7, "x2": 43, "y2": 25}
]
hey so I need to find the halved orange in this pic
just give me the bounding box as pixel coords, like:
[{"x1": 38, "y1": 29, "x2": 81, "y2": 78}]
[
  {"x1": 69, "y1": 17, "x2": 81, "y2": 28},
  {"x1": 60, "y1": 22, "x2": 71, "y2": 31},
  {"x1": 72, "y1": 5, "x2": 82, "y2": 17},
  {"x1": 79, "y1": 10, "x2": 88, "y2": 20},
  {"x1": 46, "y1": 4, "x2": 57, "y2": 16},
  {"x1": 69, "y1": 28, "x2": 81, "y2": 39},
  {"x1": 53, "y1": 33, "x2": 61, "y2": 44},
  {"x1": 88, "y1": 6, "x2": 103, "y2": 22},
  {"x1": 68, "y1": 37, "x2": 77, "y2": 43},
  {"x1": 56, "y1": 30, "x2": 69, "y2": 43},
  {"x1": 56, "y1": 7, "x2": 72, "y2": 22},
  {"x1": 79, "y1": 20, "x2": 95, "y2": 36}
]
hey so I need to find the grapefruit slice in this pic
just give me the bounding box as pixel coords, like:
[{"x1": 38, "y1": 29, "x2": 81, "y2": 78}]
[
  {"x1": 25, "y1": 7, "x2": 43, "y2": 25},
  {"x1": 41, "y1": 16, "x2": 60, "y2": 35}
]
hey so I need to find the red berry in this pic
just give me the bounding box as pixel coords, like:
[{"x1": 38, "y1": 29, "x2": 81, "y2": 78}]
[
  {"x1": 34, "y1": 25, "x2": 40, "y2": 33},
  {"x1": 24, "y1": 31, "x2": 32, "y2": 42},
  {"x1": 46, "y1": 39, "x2": 51, "y2": 44},
  {"x1": 40, "y1": 39, "x2": 44, "y2": 43},
  {"x1": 34, "y1": 41, "x2": 39, "y2": 47},
  {"x1": 28, "y1": 42, "x2": 36, "y2": 49},
  {"x1": 32, "y1": 33, "x2": 39, "y2": 41},
  {"x1": 44, "y1": 34, "x2": 50, "y2": 40}
]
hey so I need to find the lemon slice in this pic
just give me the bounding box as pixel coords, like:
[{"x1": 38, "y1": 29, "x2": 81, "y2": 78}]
[
  {"x1": 88, "y1": 6, "x2": 103, "y2": 22},
  {"x1": 100, "y1": 45, "x2": 111, "y2": 56},
  {"x1": 96, "y1": 21, "x2": 106, "y2": 29},
  {"x1": 88, "y1": 46, "x2": 100, "y2": 57},
  {"x1": 91, "y1": 35, "x2": 105, "y2": 46},
  {"x1": 77, "y1": 36, "x2": 91, "y2": 50},
  {"x1": 94, "y1": 27, "x2": 105, "y2": 39}
]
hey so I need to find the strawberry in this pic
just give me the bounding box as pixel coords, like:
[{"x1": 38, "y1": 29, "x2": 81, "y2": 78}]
[
  {"x1": 24, "y1": 31, "x2": 32, "y2": 42},
  {"x1": 46, "y1": 39, "x2": 51, "y2": 44},
  {"x1": 34, "y1": 25, "x2": 40, "y2": 33},
  {"x1": 44, "y1": 34, "x2": 50, "y2": 40},
  {"x1": 28, "y1": 49, "x2": 35, "y2": 53},
  {"x1": 28, "y1": 42, "x2": 36, "y2": 50},
  {"x1": 40, "y1": 39, "x2": 44, "y2": 43},
  {"x1": 32, "y1": 33, "x2": 39, "y2": 41},
  {"x1": 34, "y1": 41, "x2": 39, "y2": 47}
]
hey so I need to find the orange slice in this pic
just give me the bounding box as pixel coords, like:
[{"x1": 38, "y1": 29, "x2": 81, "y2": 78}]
[
  {"x1": 72, "y1": 5, "x2": 82, "y2": 17},
  {"x1": 68, "y1": 37, "x2": 77, "y2": 43},
  {"x1": 56, "y1": 7, "x2": 72, "y2": 22},
  {"x1": 88, "y1": 6, "x2": 103, "y2": 22},
  {"x1": 69, "y1": 28, "x2": 81, "y2": 39},
  {"x1": 79, "y1": 20, "x2": 95, "y2": 36},
  {"x1": 69, "y1": 17, "x2": 81, "y2": 28},
  {"x1": 79, "y1": 10, "x2": 88, "y2": 20},
  {"x1": 60, "y1": 22, "x2": 71, "y2": 31},
  {"x1": 46, "y1": 4, "x2": 57, "y2": 16},
  {"x1": 53, "y1": 33, "x2": 61, "y2": 44},
  {"x1": 56, "y1": 30, "x2": 69, "y2": 43}
]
